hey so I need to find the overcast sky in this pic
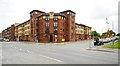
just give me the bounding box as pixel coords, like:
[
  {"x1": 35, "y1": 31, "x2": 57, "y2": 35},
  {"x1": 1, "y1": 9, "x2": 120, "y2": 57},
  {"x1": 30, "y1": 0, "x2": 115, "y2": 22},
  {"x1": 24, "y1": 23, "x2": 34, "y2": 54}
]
[{"x1": 0, "y1": 0, "x2": 119, "y2": 34}]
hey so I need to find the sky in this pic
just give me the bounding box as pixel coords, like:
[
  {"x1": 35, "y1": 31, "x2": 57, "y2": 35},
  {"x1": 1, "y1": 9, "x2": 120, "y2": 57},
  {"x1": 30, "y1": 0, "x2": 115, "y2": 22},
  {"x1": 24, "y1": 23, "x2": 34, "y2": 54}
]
[{"x1": 0, "y1": 0, "x2": 119, "y2": 34}]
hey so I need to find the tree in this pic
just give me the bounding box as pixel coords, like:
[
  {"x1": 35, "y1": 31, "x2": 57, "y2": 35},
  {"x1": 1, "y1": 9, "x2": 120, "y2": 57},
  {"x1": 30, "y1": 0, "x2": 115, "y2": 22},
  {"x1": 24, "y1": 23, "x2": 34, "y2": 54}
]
[
  {"x1": 108, "y1": 30, "x2": 116, "y2": 37},
  {"x1": 91, "y1": 30, "x2": 101, "y2": 38},
  {"x1": 102, "y1": 32, "x2": 108, "y2": 38},
  {"x1": 101, "y1": 30, "x2": 116, "y2": 38}
]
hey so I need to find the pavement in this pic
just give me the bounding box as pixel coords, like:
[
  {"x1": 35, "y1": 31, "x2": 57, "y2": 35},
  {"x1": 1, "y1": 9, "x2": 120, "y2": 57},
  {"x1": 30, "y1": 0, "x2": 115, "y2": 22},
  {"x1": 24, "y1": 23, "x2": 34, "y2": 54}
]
[
  {"x1": 0, "y1": 40, "x2": 119, "y2": 64},
  {"x1": 88, "y1": 41, "x2": 119, "y2": 53}
]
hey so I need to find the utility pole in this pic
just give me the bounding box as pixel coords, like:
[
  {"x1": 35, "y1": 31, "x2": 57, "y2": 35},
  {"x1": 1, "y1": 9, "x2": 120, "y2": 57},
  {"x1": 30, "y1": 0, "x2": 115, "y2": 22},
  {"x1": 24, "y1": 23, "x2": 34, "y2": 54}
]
[
  {"x1": 112, "y1": 21, "x2": 114, "y2": 49},
  {"x1": 106, "y1": 18, "x2": 109, "y2": 31}
]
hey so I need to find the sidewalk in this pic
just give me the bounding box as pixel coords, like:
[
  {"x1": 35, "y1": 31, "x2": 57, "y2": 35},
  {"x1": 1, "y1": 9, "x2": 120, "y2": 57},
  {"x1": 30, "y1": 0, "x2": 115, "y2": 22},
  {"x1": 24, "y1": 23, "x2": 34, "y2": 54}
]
[{"x1": 87, "y1": 45, "x2": 119, "y2": 53}]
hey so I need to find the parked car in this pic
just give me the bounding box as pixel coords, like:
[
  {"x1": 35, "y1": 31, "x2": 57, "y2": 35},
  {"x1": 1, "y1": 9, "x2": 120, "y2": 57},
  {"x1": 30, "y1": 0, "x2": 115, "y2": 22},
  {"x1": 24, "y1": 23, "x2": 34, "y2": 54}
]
[
  {"x1": 94, "y1": 38, "x2": 104, "y2": 46},
  {"x1": 4, "y1": 39, "x2": 10, "y2": 42},
  {"x1": 113, "y1": 36, "x2": 119, "y2": 40},
  {"x1": 102, "y1": 38, "x2": 111, "y2": 43},
  {"x1": 0, "y1": 38, "x2": 4, "y2": 42}
]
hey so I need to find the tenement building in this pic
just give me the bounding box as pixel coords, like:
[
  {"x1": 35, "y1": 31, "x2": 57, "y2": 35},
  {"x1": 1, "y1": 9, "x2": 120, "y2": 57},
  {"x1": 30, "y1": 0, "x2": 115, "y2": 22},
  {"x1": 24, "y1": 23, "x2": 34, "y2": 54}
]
[
  {"x1": 75, "y1": 23, "x2": 92, "y2": 41},
  {"x1": 15, "y1": 20, "x2": 30, "y2": 41},
  {"x1": 2, "y1": 10, "x2": 92, "y2": 43},
  {"x1": 2, "y1": 23, "x2": 19, "y2": 41}
]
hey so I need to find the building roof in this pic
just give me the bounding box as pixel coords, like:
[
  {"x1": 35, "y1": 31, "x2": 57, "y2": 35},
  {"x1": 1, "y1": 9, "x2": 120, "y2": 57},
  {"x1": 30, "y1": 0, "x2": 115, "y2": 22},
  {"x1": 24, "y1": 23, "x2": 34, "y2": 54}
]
[
  {"x1": 75, "y1": 23, "x2": 92, "y2": 28},
  {"x1": 60, "y1": 10, "x2": 76, "y2": 14},
  {"x1": 22, "y1": 20, "x2": 30, "y2": 24},
  {"x1": 37, "y1": 13, "x2": 67, "y2": 18},
  {"x1": 54, "y1": 13, "x2": 67, "y2": 17},
  {"x1": 30, "y1": 10, "x2": 46, "y2": 14},
  {"x1": 16, "y1": 20, "x2": 30, "y2": 27}
]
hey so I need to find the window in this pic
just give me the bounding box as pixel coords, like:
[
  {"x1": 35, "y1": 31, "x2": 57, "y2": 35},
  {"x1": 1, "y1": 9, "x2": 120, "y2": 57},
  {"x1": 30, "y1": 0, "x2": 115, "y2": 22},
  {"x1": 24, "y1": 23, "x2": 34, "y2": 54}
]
[
  {"x1": 54, "y1": 28, "x2": 58, "y2": 31},
  {"x1": 46, "y1": 22, "x2": 49, "y2": 27},
  {"x1": 64, "y1": 18, "x2": 65, "y2": 20},
  {"x1": 54, "y1": 28, "x2": 58, "y2": 34},
  {"x1": 63, "y1": 29, "x2": 64, "y2": 32},
  {"x1": 54, "y1": 35, "x2": 58, "y2": 38},
  {"x1": 61, "y1": 17, "x2": 64, "y2": 20},
  {"x1": 39, "y1": 18, "x2": 41, "y2": 20},
  {"x1": 46, "y1": 16, "x2": 50, "y2": 20},
  {"x1": 72, "y1": 18, "x2": 74, "y2": 22},
  {"x1": 54, "y1": 16, "x2": 58, "y2": 20},
  {"x1": 36, "y1": 18, "x2": 38, "y2": 20},
  {"x1": 54, "y1": 22, "x2": 58, "y2": 27},
  {"x1": 60, "y1": 35, "x2": 63, "y2": 38},
  {"x1": 60, "y1": 29, "x2": 62, "y2": 32}
]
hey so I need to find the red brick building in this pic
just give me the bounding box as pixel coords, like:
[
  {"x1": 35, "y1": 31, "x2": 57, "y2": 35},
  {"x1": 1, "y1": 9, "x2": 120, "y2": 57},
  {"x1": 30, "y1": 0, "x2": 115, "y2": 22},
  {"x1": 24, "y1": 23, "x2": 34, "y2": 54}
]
[
  {"x1": 2, "y1": 24, "x2": 17, "y2": 41},
  {"x1": 75, "y1": 23, "x2": 92, "y2": 41},
  {"x1": 2, "y1": 10, "x2": 92, "y2": 43},
  {"x1": 30, "y1": 10, "x2": 76, "y2": 42}
]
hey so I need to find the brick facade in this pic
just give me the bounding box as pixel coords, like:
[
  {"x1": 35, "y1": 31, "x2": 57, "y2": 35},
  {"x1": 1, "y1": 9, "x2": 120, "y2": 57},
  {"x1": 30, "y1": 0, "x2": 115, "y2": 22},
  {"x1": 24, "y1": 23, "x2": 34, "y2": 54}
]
[
  {"x1": 2, "y1": 24, "x2": 17, "y2": 41},
  {"x1": 75, "y1": 23, "x2": 92, "y2": 41},
  {"x1": 2, "y1": 10, "x2": 92, "y2": 43}
]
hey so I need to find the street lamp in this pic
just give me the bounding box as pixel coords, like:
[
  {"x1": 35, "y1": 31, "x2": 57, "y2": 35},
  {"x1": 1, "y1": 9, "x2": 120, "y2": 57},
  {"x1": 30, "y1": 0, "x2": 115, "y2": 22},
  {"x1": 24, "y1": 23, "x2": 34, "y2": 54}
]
[{"x1": 106, "y1": 18, "x2": 109, "y2": 31}]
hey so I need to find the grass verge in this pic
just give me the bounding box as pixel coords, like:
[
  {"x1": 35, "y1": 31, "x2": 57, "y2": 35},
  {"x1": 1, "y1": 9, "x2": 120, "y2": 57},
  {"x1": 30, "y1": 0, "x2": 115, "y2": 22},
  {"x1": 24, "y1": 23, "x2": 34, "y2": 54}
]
[{"x1": 103, "y1": 40, "x2": 120, "y2": 49}]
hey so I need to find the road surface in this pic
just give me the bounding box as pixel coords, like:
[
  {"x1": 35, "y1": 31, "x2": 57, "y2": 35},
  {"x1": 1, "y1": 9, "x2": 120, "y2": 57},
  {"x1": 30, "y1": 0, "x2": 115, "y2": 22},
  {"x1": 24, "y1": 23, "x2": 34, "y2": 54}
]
[{"x1": 0, "y1": 40, "x2": 118, "y2": 64}]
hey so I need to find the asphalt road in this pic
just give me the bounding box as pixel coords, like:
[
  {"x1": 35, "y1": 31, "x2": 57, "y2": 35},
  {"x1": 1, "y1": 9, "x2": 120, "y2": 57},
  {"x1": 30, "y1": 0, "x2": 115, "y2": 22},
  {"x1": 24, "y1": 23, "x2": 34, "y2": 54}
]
[{"x1": 0, "y1": 40, "x2": 118, "y2": 64}]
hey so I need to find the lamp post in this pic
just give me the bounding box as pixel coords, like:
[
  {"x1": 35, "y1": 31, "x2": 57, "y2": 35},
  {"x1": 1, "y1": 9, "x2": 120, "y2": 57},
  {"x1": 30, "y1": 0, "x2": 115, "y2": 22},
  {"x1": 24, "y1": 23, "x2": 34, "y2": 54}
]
[
  {"x1": 89, "y1": 31, "x2": 92, "y2": 48},
  {"x1": 112, "y1": 21, "x2": 114, "y2": 49}
]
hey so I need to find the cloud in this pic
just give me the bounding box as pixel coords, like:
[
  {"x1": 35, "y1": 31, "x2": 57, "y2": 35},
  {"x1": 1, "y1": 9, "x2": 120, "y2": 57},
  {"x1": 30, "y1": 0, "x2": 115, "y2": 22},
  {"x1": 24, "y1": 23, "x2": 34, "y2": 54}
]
[
  {"x1": 0, "y1": 0, "x2": 119, "y2": 34},
  {"x1": 91, "y1": 3, "x2": 118, "y2": 20}
]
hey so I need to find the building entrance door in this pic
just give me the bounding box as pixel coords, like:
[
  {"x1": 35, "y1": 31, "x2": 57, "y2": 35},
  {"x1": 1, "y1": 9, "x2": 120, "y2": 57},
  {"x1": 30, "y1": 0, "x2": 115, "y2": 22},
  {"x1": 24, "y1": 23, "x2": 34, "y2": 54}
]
[{"x1": 50, "y1": 35, "x2": 52, "y2": 42}]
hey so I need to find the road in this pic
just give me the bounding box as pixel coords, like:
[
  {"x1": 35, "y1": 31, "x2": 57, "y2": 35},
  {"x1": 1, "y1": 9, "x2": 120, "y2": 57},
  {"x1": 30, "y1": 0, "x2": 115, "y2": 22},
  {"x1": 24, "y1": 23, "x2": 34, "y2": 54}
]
[{"x1": 0, "y1": 40, "x2": 118, "y2": 64}]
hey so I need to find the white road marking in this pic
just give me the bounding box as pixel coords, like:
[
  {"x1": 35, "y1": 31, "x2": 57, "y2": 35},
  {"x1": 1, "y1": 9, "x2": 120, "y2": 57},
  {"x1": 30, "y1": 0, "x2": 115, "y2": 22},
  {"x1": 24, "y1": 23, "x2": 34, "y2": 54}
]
[
  {"x1": 10, "y1": 45, "x2": 13, "y2": 47},
  {"x1": 39, "y1": 54, "x2": 63, "y2": 63}
]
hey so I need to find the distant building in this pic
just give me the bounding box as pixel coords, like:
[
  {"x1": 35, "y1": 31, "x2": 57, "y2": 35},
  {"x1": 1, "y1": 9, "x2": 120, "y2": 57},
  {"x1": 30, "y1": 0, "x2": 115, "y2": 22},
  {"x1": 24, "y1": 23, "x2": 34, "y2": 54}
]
[
  {"x1": 2, "y1": 23, "x2": 19, "y2": 41},
  {"x1": 15, "y1": 20, "x2": 30, "y2": 41},
  {"x1": 75, "y1": 23, "x2": 92, "y2": 41}
]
